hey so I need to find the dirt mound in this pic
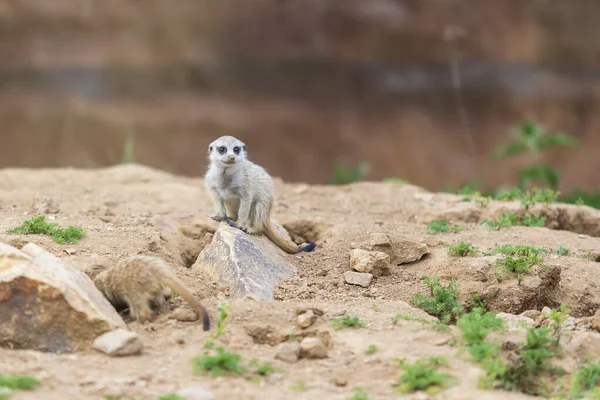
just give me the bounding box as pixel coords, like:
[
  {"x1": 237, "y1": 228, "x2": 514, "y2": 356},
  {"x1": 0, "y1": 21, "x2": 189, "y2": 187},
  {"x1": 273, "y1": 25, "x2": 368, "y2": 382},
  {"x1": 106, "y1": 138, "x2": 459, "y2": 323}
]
[{"x1": 1, "y1": 165, "x2": 600, "y2": 399}]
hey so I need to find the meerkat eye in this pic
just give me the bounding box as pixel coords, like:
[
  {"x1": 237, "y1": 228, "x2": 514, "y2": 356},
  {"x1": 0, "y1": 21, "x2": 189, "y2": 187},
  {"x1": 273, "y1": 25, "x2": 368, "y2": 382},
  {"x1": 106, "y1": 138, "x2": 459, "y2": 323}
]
[
  {"x1": 218, "y1": 146, "x2": 226, "y2": 154},
  {"x1": 233, "y1": 146, "x2": 241, "y2": 154}
]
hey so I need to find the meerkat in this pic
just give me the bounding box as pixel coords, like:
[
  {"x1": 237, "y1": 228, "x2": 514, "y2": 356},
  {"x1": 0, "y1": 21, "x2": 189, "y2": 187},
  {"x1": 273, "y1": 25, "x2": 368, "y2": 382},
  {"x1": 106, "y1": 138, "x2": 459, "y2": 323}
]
[
  {"x1": 204, "y1": 135, "x2": 316, "y2": 254},
  {"x1": 93, "y1": 255, "x2": 210, "y2": 330}
]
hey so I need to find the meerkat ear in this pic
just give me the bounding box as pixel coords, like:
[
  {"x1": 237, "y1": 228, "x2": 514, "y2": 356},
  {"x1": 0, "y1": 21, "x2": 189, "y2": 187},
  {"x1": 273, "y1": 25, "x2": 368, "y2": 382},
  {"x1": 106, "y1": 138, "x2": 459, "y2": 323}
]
[
  {"x1": 243, "y1": 145, "x2": 247, "y2": 152},
  {"x1": 209, "y1": 146, "x2": 213, "y2": 153}
]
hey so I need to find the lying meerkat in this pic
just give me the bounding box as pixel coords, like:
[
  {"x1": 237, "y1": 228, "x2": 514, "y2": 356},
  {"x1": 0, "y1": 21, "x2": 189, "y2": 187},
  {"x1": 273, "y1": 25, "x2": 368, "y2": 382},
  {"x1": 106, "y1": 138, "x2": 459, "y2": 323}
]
[
  {"x1": 204, "y1": 135, "x2": 316, "y2": 254},
  {"x1": 93, "y1": 255, "x2": 210, "y2": 330}
]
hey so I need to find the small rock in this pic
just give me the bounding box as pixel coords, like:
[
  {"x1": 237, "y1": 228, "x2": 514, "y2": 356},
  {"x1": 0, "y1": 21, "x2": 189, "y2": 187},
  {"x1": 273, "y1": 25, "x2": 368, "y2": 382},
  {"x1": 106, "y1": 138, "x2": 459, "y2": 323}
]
[
  {"x1": 502, "y1": 339, "x2": 519, "y2": 351},
  {"x1": 176, "y1": 385, "x2": 216, "y2": 400},
  {"x1": 541, "y1": 306, "x2": 552, "y2": 318},
  {"x1": 520, "y1": 310, "x2": 541, "y2": 320},
  {"x1": 496, "y1": 313, "x2": 535, "y2": 333},
  {"x1": 368, "y1": 233, "x2": 391, "y2": 247},
  {"x1": 561, "y1": 331, "x2": 600, "y2": 364},
  {"x1": 169, "y1": 307, "x2": 199, "y2": 322},
  {"x1": 592, "y1": 309, "x2": 600, "y2": 332},
  {"x1": 349, "y1": 249, "x2": 390, "y2": 277},
  {"x1": 64, "y1": 248, "x2": 77, "y2": 256},
  {"x1": 563, "y1": 316, "x2": 577, "y2": 331},
  {"x1": 93, "y1": 329, "x2": 142, "y2": 356},
  {"x1": 32, "y1": 197, "x2": 60, "y2": 215},
  {"x1": 343, "y1": 271, "x2": 373, "y2": 288},
  {"x1": 300, "y1": 337, "x2": 328, "y2": 359},
  {"x1": 275, "y1": 343, "x2": 301, "y2": 363},
  {"x1": 333, "y1": 377, "x2": 348, "y2": 387},
  {"x1": 296, "y1": 310, "x2": 316, "y2": 329}
]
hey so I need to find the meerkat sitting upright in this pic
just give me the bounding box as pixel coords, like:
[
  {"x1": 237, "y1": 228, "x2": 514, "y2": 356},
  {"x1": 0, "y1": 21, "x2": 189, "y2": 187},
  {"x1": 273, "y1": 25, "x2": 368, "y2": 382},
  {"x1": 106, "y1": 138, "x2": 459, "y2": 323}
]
[
  {"x1": 93, "y1": 255, "x2": 210, "y2": 330},
  {"x1": 204, "y1": 135, "x2": 316, "y2": 254}
]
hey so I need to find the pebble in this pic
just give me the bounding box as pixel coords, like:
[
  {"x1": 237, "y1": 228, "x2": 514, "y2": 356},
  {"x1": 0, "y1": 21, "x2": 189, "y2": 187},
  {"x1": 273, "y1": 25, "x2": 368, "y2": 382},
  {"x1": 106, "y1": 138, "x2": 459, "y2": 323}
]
[
  {"x1": 300, "y1": 337, "x2": 328, "y2": 359},
  {"x1": 93, "y1": 329, "x2": 142, "y2": 356},
  {"x1": 176, "y1": 385, "x2": 216, "y2": 400},
  {"x1": 169, "y1": 307, "x2": 199, "y2": 322},
  {"x1": 296, "y1": 310, "x2": 316, "y2": 329},
  {"x1": 275, "y1": 343, "x2": 301, "y2": 363}
]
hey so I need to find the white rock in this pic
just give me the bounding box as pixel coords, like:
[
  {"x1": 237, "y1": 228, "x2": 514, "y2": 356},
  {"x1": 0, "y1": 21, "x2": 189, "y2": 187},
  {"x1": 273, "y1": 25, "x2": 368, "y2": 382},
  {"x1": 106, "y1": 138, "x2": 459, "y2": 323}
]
[
  {"x1": 344, "y1": 271, "x2": 373, "y2": 288},
  {"x1": 275, "y1": 343, "x2": 301, "y2": 363},
  {"x1": 93, "y1": 329, "x2": 142, "y2": 356},
  {"x1": 300, "y1": 337, "x2": 328, "y2": 359},
  {"x1": 176, "y1": 386, "x2": 215, "y2": 400},
  {"x1": 296, "y1": 309, "x2": 316, "y2": 329},
  {"x1": 495, "y1": 312, "x2": 534, "y2": 333}
]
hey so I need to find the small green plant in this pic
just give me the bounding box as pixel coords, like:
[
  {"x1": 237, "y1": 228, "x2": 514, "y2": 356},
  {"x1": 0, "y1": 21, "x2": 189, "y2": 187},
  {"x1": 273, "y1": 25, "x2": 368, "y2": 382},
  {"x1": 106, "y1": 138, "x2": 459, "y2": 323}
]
[
  {"x1": 570, "y1": 361, "x2": 600, "y2": 399},
  {"x1": 465, "y1": 293, "x2": 493, "y2": 312},
  {"x1": 0, "y1": 374, "x2": 39, "y2": 400},
  {"x1": 427, "y1": 219, "x2": 462, "y2": 234},
  {"x1": 549, "y1": 303, "x2": 571, "y2": 342},
  {"x1": 204, "y1": 301, "x2": 230, "y2": 348},
  {"x1": 332, "y1": 315, "x2": 366, "y2": 330},
  {"x1": 396, "y1": 356, "x2": 454, "y2": 394},
  {"x1": 157, "y1": 395, "x2": 187, "y2": 400},
  {"x1": 248, "y1": 359, "x2": 275, "y2": 376},
  {"x1": 332, "y1": 162, "x2": 370, "y2": 184},
  {"x1": 482, "y1": 213, "x2": 546, "y2": 230},
  {"x1": 483, "y1": 244, "x2": 548, "y2": 257},
  {"x1": 447, "y1": 242, "x2": 478, "y2": 257},
  {"x1": 7, "y1": 216, "x2": 85, "y2": 244},
  {"x1": 391, "y1": 314, "x2": 450, "y2": 332},
  {"x1": 497, "y1": 252, "x2": 545, "y2": 285},
  {"x1": 383, "y1": 178, "x2": 409, "y2": 184},
  {"x1": 410, "y1": 276, "x2": 463, "y2": 324},
  {"x1": 579, "y1": 251, "x2": 598, "y2": 261},
  {"x1": 520, "y1": 188, "x2": 560, "y2": 210},
  {"x1": 348, "y1": 387, "x2": 369, "y2": 400},
  {"x1": 192, "y1": 347, "x2": 247, "y2": 377},
  {"x1": 365, "y1": 344, "x2": 378, "y2": 355},
  {"x1": 555, "y1": 246, "x2": 570, "y2": 256},
  {"x1": 457, "y1": 308, "x2": 504, "y2": 363},
  {"x1": 122, "y1": 132, "x2": 135, "y2": 164},
  {"x1": 494, "y1": 187, "x2": 523, "y2": 201},
  {"x1": 371, "y1": 304, "x2": 381, "y2": 312},
  {"x1": 493, "y1": 121, "x2": 578, "y2": 189}
]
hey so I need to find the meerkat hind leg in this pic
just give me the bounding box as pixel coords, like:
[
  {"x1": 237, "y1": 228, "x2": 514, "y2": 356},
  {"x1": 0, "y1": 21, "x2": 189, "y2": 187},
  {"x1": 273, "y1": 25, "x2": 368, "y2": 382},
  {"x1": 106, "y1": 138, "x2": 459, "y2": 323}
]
[{"x1": 124, "y1": 294, "x2": 154, "y2": 323}]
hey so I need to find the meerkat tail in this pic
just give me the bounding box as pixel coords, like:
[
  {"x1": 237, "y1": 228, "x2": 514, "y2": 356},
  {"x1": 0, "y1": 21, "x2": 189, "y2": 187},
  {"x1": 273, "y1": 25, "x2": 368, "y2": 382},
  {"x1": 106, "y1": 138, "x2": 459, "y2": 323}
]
[
  {"x1": 264, "y1": 218, "x2": 317, "y2": 254},
  {"x1": 159, "y1": 272, "x2": 210, "y2": 331}
]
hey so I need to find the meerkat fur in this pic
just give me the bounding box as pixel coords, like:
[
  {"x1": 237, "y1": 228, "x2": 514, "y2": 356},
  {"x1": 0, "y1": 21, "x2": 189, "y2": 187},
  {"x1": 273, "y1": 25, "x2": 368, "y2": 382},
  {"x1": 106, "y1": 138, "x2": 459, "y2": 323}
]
[
  {"x1": 204, "y1": 135, "x2": 316, "y2": 254},
  {"x1": 93, "y1": 255, "x2": 210, "y2": 330}
]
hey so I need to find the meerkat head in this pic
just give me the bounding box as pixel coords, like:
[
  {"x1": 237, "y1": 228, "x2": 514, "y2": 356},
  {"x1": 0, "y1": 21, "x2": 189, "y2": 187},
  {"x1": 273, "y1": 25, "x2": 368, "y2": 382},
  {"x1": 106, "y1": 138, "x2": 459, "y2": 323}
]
[{"x1": 208, "y1": 135, "x2": 247, "y2": 167}]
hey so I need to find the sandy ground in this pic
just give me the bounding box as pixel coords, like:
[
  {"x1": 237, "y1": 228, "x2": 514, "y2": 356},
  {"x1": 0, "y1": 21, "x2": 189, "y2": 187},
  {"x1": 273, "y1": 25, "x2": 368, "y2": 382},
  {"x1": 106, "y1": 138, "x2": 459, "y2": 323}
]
[{"x1": 1, "y1": 164, "x2": 600, "y2": 400}]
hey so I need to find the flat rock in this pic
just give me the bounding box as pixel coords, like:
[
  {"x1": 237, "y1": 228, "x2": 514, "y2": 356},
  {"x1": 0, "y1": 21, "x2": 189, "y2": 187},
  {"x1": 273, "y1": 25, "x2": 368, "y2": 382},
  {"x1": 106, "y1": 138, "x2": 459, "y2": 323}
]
[
  {"x1": 349, "y1": 248, "x2": 390, "y2": 277},
  {"x1": 275, "y1": 342, "x2": 301, "y2": 363},
  {"x1": 368, "y1": 233, "x2": 429, "y2": 265},
  {"x1": 344, "y1": 271, "x2": 373, "y2": 288},
  {"x1": 0, "y1": 242, "x2": 127, "y2": 353},
  {"x1": 93, "y1": 329, "x2": 142, "y2": 356},
  {"x1": 176, "y1": 385, "x2": 216, "y2": 400},
  {"x1": 192, "y1": 223, "x2": 296, "y2": 301},
  {"x1": 169, "y1": 307, "x2": 199, "y2": 322},
  {"x1": 561, "y1": 331, "x2": 600, "y2": 364},
  {"x1": 300, "y1": 337, "x2": 328, "y2": 359}
]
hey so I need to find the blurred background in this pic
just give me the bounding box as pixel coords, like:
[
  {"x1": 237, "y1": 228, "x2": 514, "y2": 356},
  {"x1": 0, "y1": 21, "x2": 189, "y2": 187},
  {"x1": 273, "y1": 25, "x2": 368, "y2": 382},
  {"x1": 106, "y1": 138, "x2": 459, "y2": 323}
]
[{"x1": 1, "y1": 0, "x2": 599, "y2": 204}]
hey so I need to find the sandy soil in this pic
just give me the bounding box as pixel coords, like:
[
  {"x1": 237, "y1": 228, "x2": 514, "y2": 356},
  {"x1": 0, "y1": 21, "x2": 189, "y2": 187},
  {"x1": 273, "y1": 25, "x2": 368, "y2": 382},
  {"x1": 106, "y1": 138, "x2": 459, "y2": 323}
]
[{"x1": 1, "y1": 164, "x2": 600, "y2": 400}]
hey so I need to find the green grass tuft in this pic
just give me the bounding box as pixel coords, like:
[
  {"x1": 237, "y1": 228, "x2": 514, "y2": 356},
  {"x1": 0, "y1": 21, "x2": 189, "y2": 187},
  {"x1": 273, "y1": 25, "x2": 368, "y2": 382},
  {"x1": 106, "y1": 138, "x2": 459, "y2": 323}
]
[
  {"x1": 347, "y1": 387, "x2": 369, "y2": 400},
  {"x1": 365, "y1": 344, "x2": 378, "y2": 355},
  {"x1": 555, "y1": 245, "x2": 570, "y2": 256},
  {"x1": 410, "y1": 276, "x2": 463, "y2": 324},
  {"x1": 157, "y1": 395, "x2": 187, "y2": 400},
  {"x1": 482, "y1": 213, "x2": 546, "y2": 230},
  {"x1": 447, "y1": 242, "x2": 479, "y2": 257},
  {"x1": 427, "y1": 219, "x2": 463, "y2": 234},
  {"x1": 7, "y1": 216, "x2": 85, "y2": 244},
  {"x1": 332, "y1": 315, "x2": 366, "y2": 330},
  {"x1": 192, "y1": 347, "x2": 247, "y2": 377},
  {"x1": 570, "y1": 361, "x2": 600, "y2": 398},
  {"x1": 396, "y1": 356, "x2": 454, "y2": 394}
]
